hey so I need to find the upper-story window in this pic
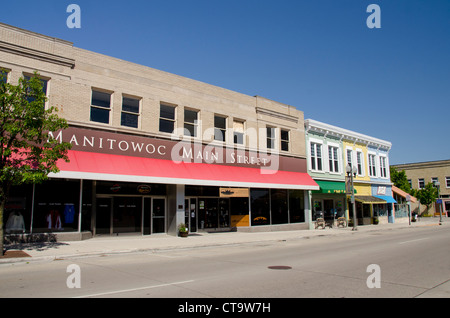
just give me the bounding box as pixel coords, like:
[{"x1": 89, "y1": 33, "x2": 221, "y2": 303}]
[
  {"x1": 233, "y1": 120, "x2": 244, "y2": 145},
  {"x1": 159, "y1": 103, "x2": 176, "y2": 133},
  {"x1": 267, "y1": 126, "x2": 276, "y2": 150},
  {"x1": 281, "y1": 129, "x2": 289, "y2": 152},
  {"x1": 347, "y1": 149, "x2": 353, "y2": 169},
  {"x1": 418, "y1": 178, "x2": 425, "y2": 189},
  {"x1": 121, "y1": 96, "x2": 140, "y2": 128},
  {"x1": 214, "y1": 115, "x2": 227, "y2": 142},
  {"x1": 184, "y1": 109, "x2": 199, "y2": 138},
  {"x1": 25, "y1": 75, "x2": 48, "y2": 106},
  {"x1": 446, "y1": 176, "x2": 450, "y2": 188},
  {"x1": 328, "y1": 146, "x2": 339, "y2": 173},
  {"x1": 356, "y1": 151, "x2": 364, "y2": 176},
  {"x1": 1, "y1": 69, "x2": 8, "y2": 83},
  {"x1": 91, "y1": 89, "x2": 111, "y2": 124},
  {"x1": 310, "y1": 142, "x2": 323, "y2": 171},
  {"x1": 379, "y1": 156, "x2": 387, "y2": 178},
  {"x1": 368, "y1": 153, "x2": 377, "y2": 177}
]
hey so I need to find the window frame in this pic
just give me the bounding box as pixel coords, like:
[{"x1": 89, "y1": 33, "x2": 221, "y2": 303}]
[
  {"x1": 90, "y1": 89, "x2": 112, "y2": 125},
  {"x1": 418, "y1": 178, "x2": 425, "y2": 189},
  {"x1": 214, "y1": 115, "x2": 227, "y2": 142},
  {"x1": 356, "y1": 150, "x2": 364, "y2": 176},
  {"x1": 379, "y1": 155, "x2": 387, "y2": 178},
  {"x1": 120, "y1": 95, "x2": 140, "y2": 129},
  {"x1": 368, "y1": 153, "x2": 377, "y2": 177},
  {"x1": 1, "y1": 68, "x2": 9, "y2": 83},
  {"x1": 310, "y1": 141, "x2": 323, "y2": 172},
  {"x1": 233, "y1": 119, "x2": 245, "y2": 145},
  {"x1": 266, "y1": 126, "x2": 276, "y2": 150},
  {"x1": 281, "y1": 129, "x2": 290, "y2": 152},
  {"x1": 159, "y1": 103, "x2": 176, "y2": 134},
  {"x1": 184, "y1": 108, "x2": 199, "y2": 138},
  {"x1": 328, "y1": 145, "x2": 340, "y2": 173}
]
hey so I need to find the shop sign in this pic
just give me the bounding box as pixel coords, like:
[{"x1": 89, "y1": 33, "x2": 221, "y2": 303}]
[
  {"x1": 110, "y1": 184, "x2": 121, "y2": 192},
  {"x1": 231, "y1": 215, "x2": 249, "y2": 227},
  {"x1": 219, "y1": 188, "x2": 249, "y2": 198},
  {"x1": 377, "y1": 186, "x2": 386, "y2": 195},
  {"x1": 48, "y1": 126, "x2": 308, "y2": 173},
  {"x1": 137, "y1": 185, "x2": 151, "y2": 194}
]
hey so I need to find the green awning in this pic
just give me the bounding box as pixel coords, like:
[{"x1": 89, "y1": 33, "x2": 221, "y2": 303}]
[{"x1": 313, "y1": 180, "x2": 347, "y2": 194}]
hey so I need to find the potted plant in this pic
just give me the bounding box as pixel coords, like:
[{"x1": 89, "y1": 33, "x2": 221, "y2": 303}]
[
  {"x1": 178, "y1": 223, "x2": 189, "y2": 237},
  {"x1": 373, "y1": 217, "x2": 379, "y2": 225}
]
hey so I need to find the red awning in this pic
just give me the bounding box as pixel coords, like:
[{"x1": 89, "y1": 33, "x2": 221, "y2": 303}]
[{"x1": 50, "y1": 150, "x2": 319, "y2": 190}]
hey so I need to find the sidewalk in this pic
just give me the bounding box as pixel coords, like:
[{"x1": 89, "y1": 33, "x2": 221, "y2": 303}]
[{"x1": 1, "y1": 217, "x2": 447, "y2": 264}]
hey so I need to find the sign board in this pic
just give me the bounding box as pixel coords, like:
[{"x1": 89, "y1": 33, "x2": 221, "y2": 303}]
[
  {"x1": 377, "y1": 186, "x2": 386, "y2": 195},
  {"x1": 219, "y1": 188, "x2": 249, "y2": 198}
]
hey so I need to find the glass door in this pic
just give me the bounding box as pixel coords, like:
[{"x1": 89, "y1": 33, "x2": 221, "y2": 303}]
[
  {"x1": 96, "y1": 197, "x2": 112, "y2": 235},
  {"x1": 152, "y1": 198, "x2": 165, "y2": 234},
  {"x1": 185, "y1": 198, "x2": 197, "y2": 233},
  {"x1": 219, "y1": 198, "x2": 230, "y2": 228},
  {"x1": 113, "y1": 196, "x2": 142, "y2": 234}
]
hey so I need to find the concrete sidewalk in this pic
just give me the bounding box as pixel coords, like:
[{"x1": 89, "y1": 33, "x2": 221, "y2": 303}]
[{"x1": 1, "y1": 217, "x2": 447, "y2": 264}]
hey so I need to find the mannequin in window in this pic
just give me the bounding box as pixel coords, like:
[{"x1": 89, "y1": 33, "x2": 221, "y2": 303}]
[
  {"x1": 5, "y1": 210, "x2": 25, "y2": 234},
  {"x1": 46, "y1": 210, "x2": 63, "y2": 230}
]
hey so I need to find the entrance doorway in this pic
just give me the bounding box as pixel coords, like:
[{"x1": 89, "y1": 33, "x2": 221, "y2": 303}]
[
  {"x1": 95, "y1": 196, "x2": 166, "y2": 235},
  {"x1": 185, "y1": 198, "x2": 197, "y2": 233},
  {"x1": 198, "y1": 198, "x2": 230, "y2": 230}
]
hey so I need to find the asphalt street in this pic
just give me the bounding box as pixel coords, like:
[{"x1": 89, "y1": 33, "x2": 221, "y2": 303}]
[{"x1": 0, "y1": 224, "x2": 449, "y2": 299}]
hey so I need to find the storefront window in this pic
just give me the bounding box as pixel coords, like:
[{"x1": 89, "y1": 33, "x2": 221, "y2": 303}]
[
  {"x1": 4, "y1": 184, "x2": 33, "y2": 234},
  {"x1": 289, "y1": 190, "x2": 305, "y2": 223},
  {"x1": 271, "y1": 189, "x2": 288, "y2": 224},
  {"x1": 251, "y1": 189, "x2": 270, "y2": 226},
  {"x1": 33, "y1": 179, "x2": 80, "y2": 233}
]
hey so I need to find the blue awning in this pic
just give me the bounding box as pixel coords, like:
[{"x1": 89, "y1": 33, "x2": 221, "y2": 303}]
[{"x1": 374, "y1": 195, "x2": 397, "y2": 204}]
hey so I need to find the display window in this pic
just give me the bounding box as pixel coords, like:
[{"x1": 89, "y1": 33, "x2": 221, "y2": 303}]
[{"x1": 32, "y1": 179, "x2": 81, "y2": 233}]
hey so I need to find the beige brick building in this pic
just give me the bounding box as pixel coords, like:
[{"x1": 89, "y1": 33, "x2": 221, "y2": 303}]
[
  {"x1": 392, "y1": 160, "x2": 450, "y2": 216},
  {"x1": 0, "y1": 23, "x2": 319, "y2": 239}
]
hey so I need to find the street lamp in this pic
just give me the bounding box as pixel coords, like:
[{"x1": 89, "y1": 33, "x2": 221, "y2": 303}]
[
  {"x1": 435, "y1": 181, "x2": 443, "y2": 225},
  {"x1": 346, "y1": 164, "x2": 358, "y2": 231}
]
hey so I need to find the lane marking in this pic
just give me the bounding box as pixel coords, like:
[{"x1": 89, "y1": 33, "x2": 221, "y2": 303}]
[
  {"x1": 73, "y1": 280, "x2": 194, "y2": 298},
  {"x1": 398, "y1": 238, "x2": 429, "y2": 245}
]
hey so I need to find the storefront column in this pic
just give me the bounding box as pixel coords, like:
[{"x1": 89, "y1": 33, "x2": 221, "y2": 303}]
[
  {"x1": 167, "y1": 184, "x2": 185, "y2": 236},
  {"x1": 305, "y1": 190, "x2": 313, "y2": 230}
]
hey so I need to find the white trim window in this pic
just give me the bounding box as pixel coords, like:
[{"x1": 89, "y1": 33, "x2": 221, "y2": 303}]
[
  {"x1": 446, "y1": 177, "x2": 450, "y2": 188},
  {"x1": 356, "y1": 151, "x2": 364, "y2": 176},
  {"x1": 379, "y1": 156, "x2": 387, "y2": 178},
  {"x1": 310, "y1": 142, "x2": 323, "y2": 171},
  {"x1": 418, "y1": 178, "x2": 425, "y2": 189},
  {"x1": 368, "y1": 153, "x2": 377, "y2": 177},
  {"x1": 346, "y1": 149, "x2": 353, "y2": 169},
  {"x1": 328, "y1": 145, "x2": 339, "y2": 173}
]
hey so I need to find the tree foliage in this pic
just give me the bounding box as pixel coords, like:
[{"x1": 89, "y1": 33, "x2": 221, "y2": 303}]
[
  {"x1": 390, "y1": 166, "x2": 412, "y2": 193},
  {"x1": 0, "y1": 71, "x2": 71, "y2": 255}
]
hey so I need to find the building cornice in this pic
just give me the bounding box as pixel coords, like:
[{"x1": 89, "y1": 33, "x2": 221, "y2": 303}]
[{"x1": 305, "y1": 119, "x2": 392, "y2": 150}]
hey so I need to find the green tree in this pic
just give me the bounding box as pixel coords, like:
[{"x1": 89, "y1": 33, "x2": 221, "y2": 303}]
[
  {"x1": 415, "y1": 183, "x2": 438, "y2": 215},
  {"x1": 0, "y1": 71, "x2": 71, "y2": 256},
  {"x1": 390, "y1": 166, "x2": 412, "y2": 193}
]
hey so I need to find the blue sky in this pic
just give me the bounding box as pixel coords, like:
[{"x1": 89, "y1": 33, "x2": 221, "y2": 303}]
[{"x1": 1, "y1": 0, "x2": 449, "y2": 164}]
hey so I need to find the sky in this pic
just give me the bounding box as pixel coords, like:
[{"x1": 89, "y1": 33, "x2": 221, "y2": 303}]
[{"x1": 1, "y1": 0, "x2": 449, "y2": 164}]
